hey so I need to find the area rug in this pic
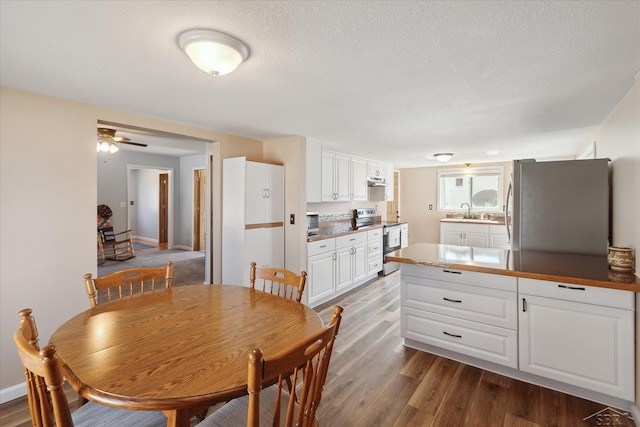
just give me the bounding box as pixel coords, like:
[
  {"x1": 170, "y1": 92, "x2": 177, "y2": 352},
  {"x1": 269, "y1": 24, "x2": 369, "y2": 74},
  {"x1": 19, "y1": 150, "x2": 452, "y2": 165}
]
[
  {"x1": 133, "y1": 242, "x2": 156, "y2": 251},
  {"x1": 97, "y1": 249, "x2": 205, "y2": 286}
]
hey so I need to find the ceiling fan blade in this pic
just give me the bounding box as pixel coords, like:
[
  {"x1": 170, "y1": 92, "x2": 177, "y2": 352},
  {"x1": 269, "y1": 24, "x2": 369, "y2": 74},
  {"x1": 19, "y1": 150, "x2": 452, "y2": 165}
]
[{"x1": 117, "y1": 140, "x2": 148, "y2": 147}]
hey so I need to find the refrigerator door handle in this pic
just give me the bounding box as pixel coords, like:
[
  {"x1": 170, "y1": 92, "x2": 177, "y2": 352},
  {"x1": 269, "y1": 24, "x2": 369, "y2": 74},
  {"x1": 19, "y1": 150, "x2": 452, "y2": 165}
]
[{"x1": 505, "y1": 176, "x2": 512, "y2": 242}]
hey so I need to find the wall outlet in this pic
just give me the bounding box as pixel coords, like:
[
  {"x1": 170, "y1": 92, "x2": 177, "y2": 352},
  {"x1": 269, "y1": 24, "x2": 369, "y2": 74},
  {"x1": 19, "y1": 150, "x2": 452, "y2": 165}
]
[
  {"x1": 428, "y1": 204, "x2": 433, "y2": 210},
  {"x1": 290, "y1": 213, "x2": 295, "y2": 225}
]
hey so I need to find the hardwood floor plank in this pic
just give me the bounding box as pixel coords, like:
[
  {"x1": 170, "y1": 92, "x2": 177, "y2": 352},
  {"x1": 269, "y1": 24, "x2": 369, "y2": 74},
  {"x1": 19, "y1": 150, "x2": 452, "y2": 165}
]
[
  {"x1": 355, "y1": 373, "x2": 421, "y2": 426},
  {"x1": 430, "y1": 364, "x2": 483, "y2": 426},
  {"x1": 407, "y1": 356, "x2": 462, "y2": 415}
]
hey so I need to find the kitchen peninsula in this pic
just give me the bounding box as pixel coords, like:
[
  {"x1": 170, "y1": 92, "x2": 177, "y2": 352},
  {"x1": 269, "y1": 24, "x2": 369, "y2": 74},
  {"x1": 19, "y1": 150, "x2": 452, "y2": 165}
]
[{"x1": 387, "y1": 243, "x2": 638, "y2": 410}]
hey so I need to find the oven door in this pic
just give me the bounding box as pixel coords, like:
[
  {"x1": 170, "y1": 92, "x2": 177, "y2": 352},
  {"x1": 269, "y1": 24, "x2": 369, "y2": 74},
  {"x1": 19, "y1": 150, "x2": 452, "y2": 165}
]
[{"x1": 383, "y1": 226, "x2": 401, "y2": 253}]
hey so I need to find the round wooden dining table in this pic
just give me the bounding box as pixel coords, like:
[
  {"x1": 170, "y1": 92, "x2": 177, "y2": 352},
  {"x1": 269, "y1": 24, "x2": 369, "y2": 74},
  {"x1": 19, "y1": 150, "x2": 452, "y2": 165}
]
[{"x1": 50, "y1": 284, "x2": 323, "y2": 427}]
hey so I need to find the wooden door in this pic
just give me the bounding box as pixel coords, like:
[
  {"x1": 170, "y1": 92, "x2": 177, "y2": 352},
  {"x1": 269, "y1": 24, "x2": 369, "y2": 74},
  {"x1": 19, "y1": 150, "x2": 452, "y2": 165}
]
[
  {"x1": 387, "y1": 171, "x2": 399, "y2": 222},
  {"x1": 193, "y1": 169, "x2": 206, "y2": 251},
  {"x1": 159, "y1": 173, "x2": 168, "y2": 244}
]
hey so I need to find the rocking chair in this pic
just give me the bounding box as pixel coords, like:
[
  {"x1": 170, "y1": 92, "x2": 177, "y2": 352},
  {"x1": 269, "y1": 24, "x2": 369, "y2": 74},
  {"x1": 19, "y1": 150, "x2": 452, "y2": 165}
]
[{"x1": 97, "y1": 204, "x2": 135, "y2": 263}]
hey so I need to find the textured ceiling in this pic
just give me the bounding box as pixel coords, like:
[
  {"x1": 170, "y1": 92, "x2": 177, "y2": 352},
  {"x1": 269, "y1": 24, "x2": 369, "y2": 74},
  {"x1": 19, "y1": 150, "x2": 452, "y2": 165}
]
[{"x1": 1, "y1": 1, "x2": 638, "y2": 167}]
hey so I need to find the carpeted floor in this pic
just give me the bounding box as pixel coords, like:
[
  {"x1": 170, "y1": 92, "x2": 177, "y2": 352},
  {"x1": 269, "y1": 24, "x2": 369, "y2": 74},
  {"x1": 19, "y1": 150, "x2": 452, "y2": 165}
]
[{"x1": 98, "y1": 248, "x2": 206, "y2": 286}]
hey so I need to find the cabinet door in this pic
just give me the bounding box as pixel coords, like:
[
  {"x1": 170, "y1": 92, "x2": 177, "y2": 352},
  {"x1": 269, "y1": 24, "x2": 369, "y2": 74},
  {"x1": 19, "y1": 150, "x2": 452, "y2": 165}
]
[
  {"x1": 351, "y1": 156, "x2": 368, "y2": 201},
  {"x1": 245, "y1": 162, "x2": 266, "y2": 225},
  {"x1": 465, "y1": 232, "x2": 488, "y2": 248},
  {"x1": 441, "y1": 230, "x2": 462, "y2": 246},
  {"x1": 321, "y1": 150, "x2": 336, "y2": 201},
  {"x1": 307, "y1": 251, "x2": 335, "y2": 305},
  {"x1": 352, "y1": 243, "x2": 368, "y2": 283},
  {"x1": 244, "y1": 228, "x2": 266, "y2": 285},
  {"x1": 265, "y1": 164, "x2": 284, "y2": 223},
  {"x1": 264, "y1": 226, "x2": 284, "y2": 269},
  {"x1": 519, "y1": 294, "x2": 634, "y2": 400},
  {"x1": 335, "y1": 153, "x2": 351, "y2": 201},
  {"x1": 336, "y1": 246, "x2": 353, "y2": 290}
]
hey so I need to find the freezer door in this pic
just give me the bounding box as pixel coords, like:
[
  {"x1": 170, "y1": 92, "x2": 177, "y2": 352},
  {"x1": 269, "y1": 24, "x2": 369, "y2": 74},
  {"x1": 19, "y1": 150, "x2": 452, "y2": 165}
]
[{"x1": 513, "y1": 159, "x2": 609, "y2": 256}]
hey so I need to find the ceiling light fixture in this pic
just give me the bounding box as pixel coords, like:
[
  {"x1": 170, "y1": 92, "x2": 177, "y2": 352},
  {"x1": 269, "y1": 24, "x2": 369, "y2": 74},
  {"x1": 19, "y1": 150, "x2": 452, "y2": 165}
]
[
  {"x1": 97, "y1": 135, "x2": 119, "y2": 153},
  {"x1": 178, "y1": 29, "x2": 250, "y2": 76},
  {"x1": 434, "y1": 153, "x2": 453, "y2": 163}
]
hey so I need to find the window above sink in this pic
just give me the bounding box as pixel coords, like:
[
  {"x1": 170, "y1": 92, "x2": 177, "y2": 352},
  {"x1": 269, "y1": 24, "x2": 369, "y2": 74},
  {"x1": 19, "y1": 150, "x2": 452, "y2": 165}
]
[{"x1": 437, "y1": 166, "x2": 504, "y2": 214}]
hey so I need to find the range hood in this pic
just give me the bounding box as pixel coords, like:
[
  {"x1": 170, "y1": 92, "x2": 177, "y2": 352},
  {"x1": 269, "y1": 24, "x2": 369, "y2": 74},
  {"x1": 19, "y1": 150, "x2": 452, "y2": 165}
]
[{"x1": 367, "y1": 176, "x2": 388, "y2": 187}]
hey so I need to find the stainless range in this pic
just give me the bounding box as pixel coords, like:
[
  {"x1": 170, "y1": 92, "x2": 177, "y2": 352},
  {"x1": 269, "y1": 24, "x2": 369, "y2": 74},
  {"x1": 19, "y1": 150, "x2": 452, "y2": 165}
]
[{"x1": 353, "y1": 209, "x2": 401, "y2": 276}]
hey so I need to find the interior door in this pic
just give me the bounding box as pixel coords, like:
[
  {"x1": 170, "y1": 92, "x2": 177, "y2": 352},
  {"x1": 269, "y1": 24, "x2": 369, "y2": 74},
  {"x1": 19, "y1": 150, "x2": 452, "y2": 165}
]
[
  {"x1": 193, "y1": 169, "x2": 206, "y2": 251},
  {"x1": 159, "y1": 173, "x2": 168, "y2": 245}
]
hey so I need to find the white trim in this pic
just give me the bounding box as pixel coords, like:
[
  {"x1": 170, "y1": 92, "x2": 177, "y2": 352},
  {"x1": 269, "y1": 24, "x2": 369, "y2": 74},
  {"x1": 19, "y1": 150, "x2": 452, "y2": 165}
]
[
  {"x1": 0, "y1": 382, "x2": 26, "y2": 404},
  {"x1": 630, "y1": 404, "x2": 639, "y2": 426}
]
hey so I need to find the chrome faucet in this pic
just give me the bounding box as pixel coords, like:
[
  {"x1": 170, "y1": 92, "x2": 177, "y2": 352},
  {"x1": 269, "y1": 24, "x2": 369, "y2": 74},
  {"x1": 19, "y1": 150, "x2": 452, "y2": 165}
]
[{"x1": 460, "y1": 202, "x2": 471, "y2": 218}]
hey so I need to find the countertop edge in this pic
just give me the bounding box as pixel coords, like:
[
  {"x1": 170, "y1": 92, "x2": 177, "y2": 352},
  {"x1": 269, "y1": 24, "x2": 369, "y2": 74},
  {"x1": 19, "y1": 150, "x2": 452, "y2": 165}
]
[{"x1": 385, "y1": 253, "x2": 639, "y2": 293}]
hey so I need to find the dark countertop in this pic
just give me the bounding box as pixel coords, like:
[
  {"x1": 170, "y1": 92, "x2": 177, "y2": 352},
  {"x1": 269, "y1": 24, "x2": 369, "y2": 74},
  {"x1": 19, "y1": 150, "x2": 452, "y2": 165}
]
[
  {"x1": 385, "y1": 243, "x2": 640, "y2": 292},
  {"x1": 307, "y1": 224, "x2": 383, "y2": 242}
]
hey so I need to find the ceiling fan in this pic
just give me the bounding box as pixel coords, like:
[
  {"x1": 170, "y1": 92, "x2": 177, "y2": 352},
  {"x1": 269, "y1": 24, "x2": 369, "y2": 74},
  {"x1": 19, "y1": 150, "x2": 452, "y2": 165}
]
[{"x1": 97, "y1": 127, "x2": 148, "y2": 153}]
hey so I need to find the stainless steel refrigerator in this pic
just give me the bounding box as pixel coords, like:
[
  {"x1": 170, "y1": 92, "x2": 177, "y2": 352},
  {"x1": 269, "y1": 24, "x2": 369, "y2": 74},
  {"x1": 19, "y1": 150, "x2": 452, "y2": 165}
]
[{"x1": 506, "y1": 158, "x2": 610, "y2": 256}]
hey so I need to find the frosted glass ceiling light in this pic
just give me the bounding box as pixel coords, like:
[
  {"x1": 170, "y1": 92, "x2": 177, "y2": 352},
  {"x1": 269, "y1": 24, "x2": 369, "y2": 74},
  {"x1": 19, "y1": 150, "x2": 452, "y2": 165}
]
[
  {"x1": 434, "y1": 153, "x2": 453, "y2": 163},
  {"x1": 178, "y1": 29, "x2": 250, "y2": 76}
]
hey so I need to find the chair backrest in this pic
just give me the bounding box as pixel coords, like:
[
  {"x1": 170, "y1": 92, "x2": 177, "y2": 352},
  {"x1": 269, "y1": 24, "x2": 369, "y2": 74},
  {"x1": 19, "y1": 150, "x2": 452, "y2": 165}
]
[
  {"x1": 84, "y1": 261, "x2": 173, "y2": 307},
  {"x1": 14, "y1": 308, "x2": 73, "y2": 427},
  {"x1": 249, "y1": 262, "x2": 307, "y2": 303},
  {"x1": 247, "y1": 305, "x2": 343, "y2": 427}
]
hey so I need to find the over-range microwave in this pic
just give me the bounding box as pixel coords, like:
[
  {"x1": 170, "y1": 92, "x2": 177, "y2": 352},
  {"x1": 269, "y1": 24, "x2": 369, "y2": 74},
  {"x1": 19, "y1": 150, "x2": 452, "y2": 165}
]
[{"x1": 306, "y1": 212, "x2": 319, "y2": 235}]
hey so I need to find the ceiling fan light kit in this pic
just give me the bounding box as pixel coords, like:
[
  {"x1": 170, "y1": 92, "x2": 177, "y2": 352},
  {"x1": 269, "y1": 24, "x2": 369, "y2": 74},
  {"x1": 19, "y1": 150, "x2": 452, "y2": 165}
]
[
  {"x1": 178, "y1": 29, "x2": 249, "y2": 76},
  {"x1": 434, "y1": 153, "x2": 454, "y2": 163},
  {"x1": 97, "y1": 127, "x2": 147, "y2": 153}
]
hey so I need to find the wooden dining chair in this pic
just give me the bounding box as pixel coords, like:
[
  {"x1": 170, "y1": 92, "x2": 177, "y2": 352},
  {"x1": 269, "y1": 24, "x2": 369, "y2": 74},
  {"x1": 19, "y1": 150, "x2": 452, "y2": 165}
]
[
  {"x1": 249, "y1": 262, "x2": 307, "y2": 303},
  {"x1": 84, "y1": 261, "x2": 173, "y2": 307},
  {"x1": 196, "y1": 305, "x2": 343, "y2": 427},
  {"x1": 13, "y1": 308, "x2": 167, "y2": 427}
]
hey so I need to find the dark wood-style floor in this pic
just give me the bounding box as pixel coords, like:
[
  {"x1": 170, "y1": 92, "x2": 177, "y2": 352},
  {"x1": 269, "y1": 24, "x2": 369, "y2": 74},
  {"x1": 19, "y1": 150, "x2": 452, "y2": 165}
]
[{"x1": 1, "y1": 272, "x2": 635, "y2": 427}]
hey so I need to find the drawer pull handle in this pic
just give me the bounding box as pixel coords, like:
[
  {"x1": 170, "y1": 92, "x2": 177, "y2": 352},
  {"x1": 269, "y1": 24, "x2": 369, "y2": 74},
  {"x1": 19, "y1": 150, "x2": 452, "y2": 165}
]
[
  {"x1": 443, "y1": 269, "x2": 462, "y2": 275},
  {"x1": 558, "y1": 284, "x2": 585, "y2": 291},
  {"x1": 350, "y1": 238, "x2": 356, "y2": 241},
  {"x1": 443, "y1": 297, "x2": 462, "y2": 303},
  {"x1": 443, "y1": 331, "x2": 462, "y2": 339},
  {"x1": 319, "y1": 245, "x2": 326, "y2": 248}
]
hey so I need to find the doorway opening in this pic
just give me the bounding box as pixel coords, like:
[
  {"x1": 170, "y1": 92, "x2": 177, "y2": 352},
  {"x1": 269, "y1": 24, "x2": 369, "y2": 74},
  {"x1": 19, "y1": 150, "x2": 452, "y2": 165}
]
[{"x1": 96, "y1": 120, "x2": 214, "y2": 283}]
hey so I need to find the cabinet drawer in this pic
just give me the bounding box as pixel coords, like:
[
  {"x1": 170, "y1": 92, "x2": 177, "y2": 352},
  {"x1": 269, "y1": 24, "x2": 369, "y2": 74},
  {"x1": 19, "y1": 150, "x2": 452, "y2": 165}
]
[
  {"x1": 402, "y1": 264, "x2": 516, "y2": 292},
  {"x1": 367, "y1": 228, "x2": 383, "y2": 240},
  {"x1": 368, "y1": 240, "x2": 382, "y2": 257},
  {"x1": 307, "y1": 238, "x2": 335, "y2": 257},
  {"x1": 336, "y1": 232, "x2": 367, "y2": 248},
  {"x1": 402, "y1": 308, "x2": 517, "y2": 368},
  {"x1": 401, "y1": 275, "x2": 517, "y2": 329},
  {"x1": 368, "y1": 257, "x2": 383, "y2": 275},
  {"x1": 519, "y1": 278, "x2": 634, "y2": 310}
]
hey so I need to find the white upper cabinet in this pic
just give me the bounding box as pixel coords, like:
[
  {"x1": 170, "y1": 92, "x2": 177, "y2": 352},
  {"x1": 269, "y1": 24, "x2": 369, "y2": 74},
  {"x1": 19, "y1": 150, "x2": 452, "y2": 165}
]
[
  {"x1": 245, "y1": 161, "x2": 284, "y2": 225},
  {"x1": 350, "y1": 156, "x2": 368, "y2": 201},
  {"x1": 312, "y1": 143, "x2": 392, "y2": 203}
]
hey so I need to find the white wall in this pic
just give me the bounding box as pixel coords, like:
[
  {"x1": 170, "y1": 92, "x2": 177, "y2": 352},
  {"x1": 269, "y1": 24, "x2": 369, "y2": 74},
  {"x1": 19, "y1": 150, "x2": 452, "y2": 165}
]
[{"x1": 584, "y1": 74, "x2": 640, "y2": 412}]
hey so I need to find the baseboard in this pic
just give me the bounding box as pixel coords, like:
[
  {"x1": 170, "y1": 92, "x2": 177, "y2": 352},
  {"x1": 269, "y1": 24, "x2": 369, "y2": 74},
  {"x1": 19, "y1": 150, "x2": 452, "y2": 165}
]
[
  {"x1": 172, "y1": 245, "x2": 191, "y2": 251},
  {"x1": 630, "y1": 404, "x2": 639, "y2": 426},
  {"x1": 0, "y1": 382, "x2": 26, "y2": 404},
  {"x1": 132, "y1": 236, "x2": 158, "y2": 246}
]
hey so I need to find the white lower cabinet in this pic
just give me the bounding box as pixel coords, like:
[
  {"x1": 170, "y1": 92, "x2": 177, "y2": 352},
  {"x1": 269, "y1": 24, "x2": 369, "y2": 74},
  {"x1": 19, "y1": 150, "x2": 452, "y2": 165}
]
[
  {"x1": 307, "y1": 229, "x2": 380, "y2": 307},
  {"x1": 400, "y1": 265, "x2": 636, "y2": 405},
  {"x1": 518, "y1": 278, "x2": 635, "y2": 401},
  {"x1": 400, "y1": 264, "x2": 518, "y2": 368},
  {"x1": 307, "y1": 239, "x2": 336, "y2": 304},
  {"x1": 335, "y1": 233, "x2": 367, "y2": 291},
  {"x1": 440, "y1": 223, "x2": 489, "y2": 247},
  {"x1": 367, "y1": 228, "x2": 383, "y2": 277}
]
